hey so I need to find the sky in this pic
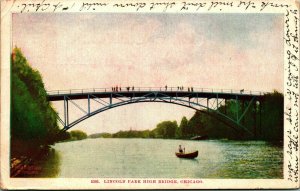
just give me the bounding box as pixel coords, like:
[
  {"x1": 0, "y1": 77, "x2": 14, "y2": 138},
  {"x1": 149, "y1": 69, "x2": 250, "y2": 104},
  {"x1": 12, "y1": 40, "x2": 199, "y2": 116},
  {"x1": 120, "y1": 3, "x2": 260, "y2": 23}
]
[{"x1": 12, "y1": 13, "x2": 283, "y2": 135}]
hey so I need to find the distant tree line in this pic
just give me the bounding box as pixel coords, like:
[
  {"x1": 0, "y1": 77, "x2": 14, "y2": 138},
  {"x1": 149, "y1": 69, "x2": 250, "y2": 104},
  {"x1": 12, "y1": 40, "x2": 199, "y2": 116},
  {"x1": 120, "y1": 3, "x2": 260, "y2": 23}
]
[
  {"x1": 62, "y1": 130, "x2": 88, "y2": 141},
  {"x1": 89, "y1": 91, "x2": 283, "y2": 142}
]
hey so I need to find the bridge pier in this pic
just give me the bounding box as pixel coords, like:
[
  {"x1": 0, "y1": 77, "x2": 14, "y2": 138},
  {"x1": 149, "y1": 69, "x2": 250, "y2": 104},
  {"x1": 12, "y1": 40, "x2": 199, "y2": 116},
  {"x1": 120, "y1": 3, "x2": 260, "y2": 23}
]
[
  {"x1": 241, "y1": 100, "x2": 245, "y2": 125},
  {"x1": 259, "y1": 100, "x2": 263, "y2": 139},
  {"x1": 63, "y1": 96, "x2": 69, "y2": 129},
  {"x1": 236, "y1": 95, "x2": 239, "y2": 123},
  {"x1": 253, "y1": 101, "x2": 257, "y2": 139},
  {"x1": 110, "y1": 94, "x2": 112, "y2": 106},
  {"x1": 207, "y1": 98, "x2": 209, "y2": 111},
  {"x1": 216, "y1": 93, "x2": 219, "y2": 110},
  {"x1": 88, "y1": 94, "x2": 90, "y2": 115},
  {"x1": 224, "y1": 99, "x2": 227, "y2": 114}
]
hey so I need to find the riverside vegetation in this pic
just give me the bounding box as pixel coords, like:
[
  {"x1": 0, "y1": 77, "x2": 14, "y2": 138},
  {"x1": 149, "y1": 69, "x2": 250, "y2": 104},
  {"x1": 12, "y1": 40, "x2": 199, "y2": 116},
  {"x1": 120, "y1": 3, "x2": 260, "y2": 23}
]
[{"x1": 11, "y1": 48, "x2": 86, "y2": 177}]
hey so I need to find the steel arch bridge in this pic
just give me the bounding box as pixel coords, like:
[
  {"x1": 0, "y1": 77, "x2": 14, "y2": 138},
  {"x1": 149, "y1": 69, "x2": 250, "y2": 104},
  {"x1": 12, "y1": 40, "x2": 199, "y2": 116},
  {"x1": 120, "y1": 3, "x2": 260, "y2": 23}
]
[{"x1": 47, "y1": 87, "x2": 265, "y2": 136}]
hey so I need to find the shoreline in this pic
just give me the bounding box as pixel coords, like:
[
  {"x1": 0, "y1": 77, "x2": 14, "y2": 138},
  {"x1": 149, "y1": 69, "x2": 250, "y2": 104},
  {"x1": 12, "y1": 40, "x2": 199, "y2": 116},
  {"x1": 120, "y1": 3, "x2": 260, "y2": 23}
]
[
  {"x1": 11, "y1": 156, "x2": 42, "y2": 177},
  {"x1": 10, "y1": 146, "x2": 56, "y2": 177}
]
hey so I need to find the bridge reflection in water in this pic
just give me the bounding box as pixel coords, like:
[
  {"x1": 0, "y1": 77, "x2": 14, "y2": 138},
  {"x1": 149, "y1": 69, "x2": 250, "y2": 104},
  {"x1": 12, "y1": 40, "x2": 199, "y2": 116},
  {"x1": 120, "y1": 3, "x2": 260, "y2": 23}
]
[{"x1": 47, "y1": 87, "x2": 265, "y2": 137}]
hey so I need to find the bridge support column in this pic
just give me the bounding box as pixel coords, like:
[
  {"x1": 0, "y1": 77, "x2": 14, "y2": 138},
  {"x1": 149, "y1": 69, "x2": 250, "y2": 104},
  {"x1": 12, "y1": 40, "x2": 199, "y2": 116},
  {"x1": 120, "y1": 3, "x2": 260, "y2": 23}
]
[
  {"x1": 67, "y1": 99, "x2": 69, "y2": 125},
  {"x1": 224, "y1": 99, "x2": 227, "y2": 114},
  {"x1": 241, "y1": 100, "x2": 245, "y2": 125},
  {"x1": 216, "y1": 94, "x2": 219, "y2": 110},
  {"x1": 236, "y1": 95, "x2": 239, "y2": 123},
  {"x1": 259, "y1": 100, "x2": 263, "y2": 138},
  {"x1": 64, "y1": 96, "x2": 69, "y2": 128},
  {"x1": 253, "y1": 100, "x2": 257, "y2": 139},
  {"x1": 207, "y1": 98, "x2": 209, "y2": 111},
  {"x1": 88, "y1": 94, "x2": 90, "y2": 115},
  {"x1": 110, "y1": 93, "x2": 112, "y2": 106}
]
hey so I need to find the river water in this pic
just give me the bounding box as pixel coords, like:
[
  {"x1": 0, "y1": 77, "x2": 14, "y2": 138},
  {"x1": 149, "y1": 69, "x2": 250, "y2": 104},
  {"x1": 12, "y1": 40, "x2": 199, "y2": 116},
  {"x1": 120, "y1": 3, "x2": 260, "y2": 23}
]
[{"x1": 51, "y1": 138, "x2": 283, "y2": 178}]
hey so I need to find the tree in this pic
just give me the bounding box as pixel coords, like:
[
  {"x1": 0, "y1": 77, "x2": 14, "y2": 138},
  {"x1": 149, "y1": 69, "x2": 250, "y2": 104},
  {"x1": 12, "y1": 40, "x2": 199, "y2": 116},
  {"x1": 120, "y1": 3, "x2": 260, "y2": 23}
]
[
  {"x1": 11, "y1": 47, "x2": 67, "y2": 157},
  {"x1": 179, "y1": 116, "x2": 189, "y2": 138},
  {"x1": 69, "y1": 130, "x2": 88, "y2": 140},
  {"x1": 153, "y1": 121, "x2": 178, "y2": 138},
  {"x1": 188, "y1": 111, "x2": 205, "y2": 136},
  {"x1": 178, "y1": 91, "x2": 283, "y2": 141},
  {"x1": 260, "y1": 91, "x2": 283, "y2": 141}
]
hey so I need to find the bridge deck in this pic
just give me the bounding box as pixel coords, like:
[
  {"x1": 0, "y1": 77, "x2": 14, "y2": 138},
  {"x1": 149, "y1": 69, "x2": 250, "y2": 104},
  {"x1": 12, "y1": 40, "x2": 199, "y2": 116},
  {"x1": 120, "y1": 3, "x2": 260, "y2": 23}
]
[{"x1": 47, "y1": 90, "x2": 264, "y2": 101}]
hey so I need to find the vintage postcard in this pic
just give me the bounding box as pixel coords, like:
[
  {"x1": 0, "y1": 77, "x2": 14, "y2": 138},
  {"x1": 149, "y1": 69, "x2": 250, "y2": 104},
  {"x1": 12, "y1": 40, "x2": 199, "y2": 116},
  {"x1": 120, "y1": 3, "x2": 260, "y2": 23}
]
[{"x1": 1, "y1": 0, "x2": 299, "y2": 189}]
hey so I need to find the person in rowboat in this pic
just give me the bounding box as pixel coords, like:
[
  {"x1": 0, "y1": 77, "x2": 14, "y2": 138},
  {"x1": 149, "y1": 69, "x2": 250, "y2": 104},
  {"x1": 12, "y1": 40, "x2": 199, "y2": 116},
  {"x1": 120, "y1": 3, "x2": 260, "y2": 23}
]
[{"x1": 178, "y1": 145, "x2": 183, "y2": 153}]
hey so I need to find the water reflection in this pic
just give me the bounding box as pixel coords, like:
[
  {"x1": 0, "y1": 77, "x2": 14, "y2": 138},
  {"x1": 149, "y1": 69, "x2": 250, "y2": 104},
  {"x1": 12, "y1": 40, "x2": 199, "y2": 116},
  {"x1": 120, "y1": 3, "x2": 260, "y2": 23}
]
[{"x1": 178, "y1": 158, "x2": 199, "y2": 164}]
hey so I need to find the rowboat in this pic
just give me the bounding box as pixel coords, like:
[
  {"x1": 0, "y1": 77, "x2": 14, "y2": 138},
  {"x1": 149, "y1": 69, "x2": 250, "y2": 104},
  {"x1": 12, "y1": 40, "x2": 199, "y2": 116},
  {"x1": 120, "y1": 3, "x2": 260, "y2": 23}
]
[{"x1": 175, "y1": 151, "x2": 198, "y2": 159}]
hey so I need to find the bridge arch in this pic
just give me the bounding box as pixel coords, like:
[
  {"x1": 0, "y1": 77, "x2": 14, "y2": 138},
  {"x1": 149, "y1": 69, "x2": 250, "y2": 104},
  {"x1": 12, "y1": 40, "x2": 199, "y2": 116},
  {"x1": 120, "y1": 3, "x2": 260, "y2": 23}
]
[{"x1": 47, "y1": 88, "x2": 263, "y2": 136}]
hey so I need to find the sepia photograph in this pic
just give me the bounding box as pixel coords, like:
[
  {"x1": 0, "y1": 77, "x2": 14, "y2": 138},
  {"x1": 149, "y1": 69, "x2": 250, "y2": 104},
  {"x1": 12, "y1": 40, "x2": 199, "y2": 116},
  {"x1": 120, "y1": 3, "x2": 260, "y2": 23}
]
[{"x1": 11, "y1": 13, "x2": 284, "y2": 179}]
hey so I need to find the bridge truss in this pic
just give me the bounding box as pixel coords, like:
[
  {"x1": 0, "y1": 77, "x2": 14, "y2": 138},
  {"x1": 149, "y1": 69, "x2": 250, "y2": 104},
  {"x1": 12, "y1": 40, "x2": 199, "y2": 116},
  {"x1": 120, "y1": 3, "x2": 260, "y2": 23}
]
[{"x1": 47, "y1": 87, "x2": 264, "y2": 137}]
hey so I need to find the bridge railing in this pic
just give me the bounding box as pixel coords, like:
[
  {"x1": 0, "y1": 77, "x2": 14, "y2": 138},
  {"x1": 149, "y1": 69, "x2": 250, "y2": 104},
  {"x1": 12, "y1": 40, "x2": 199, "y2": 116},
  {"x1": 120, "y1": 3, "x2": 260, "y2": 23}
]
[{"x1": 47, "y1": 87, "x2": 266, "y2": 96}]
